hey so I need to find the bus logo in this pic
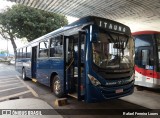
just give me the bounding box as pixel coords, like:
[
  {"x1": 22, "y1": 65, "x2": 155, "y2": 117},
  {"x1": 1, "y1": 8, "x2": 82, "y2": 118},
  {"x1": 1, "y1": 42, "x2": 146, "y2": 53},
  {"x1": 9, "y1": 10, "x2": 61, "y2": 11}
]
[{"x1": 98, "y1": 20, "x2": 126, "y2": 33}]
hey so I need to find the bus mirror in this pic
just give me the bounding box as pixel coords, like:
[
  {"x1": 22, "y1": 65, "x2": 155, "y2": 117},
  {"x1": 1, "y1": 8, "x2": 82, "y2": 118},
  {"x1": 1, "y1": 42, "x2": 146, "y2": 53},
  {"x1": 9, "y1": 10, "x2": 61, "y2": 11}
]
[
  {"x1": 92, "y1": 33, "x2": 98, "y2": 42},
  {"x1": 91, "y1": 25, "x2": 99, "y2": 42}
]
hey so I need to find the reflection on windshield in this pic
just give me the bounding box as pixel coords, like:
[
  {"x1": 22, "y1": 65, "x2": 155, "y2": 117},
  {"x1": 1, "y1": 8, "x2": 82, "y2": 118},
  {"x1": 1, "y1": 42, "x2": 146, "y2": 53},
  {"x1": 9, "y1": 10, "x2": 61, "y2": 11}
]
[{"x1": 92, "y1": 32, "x2": 133, "y2": 69}]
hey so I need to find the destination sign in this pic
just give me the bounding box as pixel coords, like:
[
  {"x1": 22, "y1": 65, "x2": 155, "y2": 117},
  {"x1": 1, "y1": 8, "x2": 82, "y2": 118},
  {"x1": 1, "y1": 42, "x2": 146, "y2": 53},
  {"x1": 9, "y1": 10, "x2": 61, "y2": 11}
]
[{"x1": 95, "y1": 18, "x2": 130, "y2": 35}]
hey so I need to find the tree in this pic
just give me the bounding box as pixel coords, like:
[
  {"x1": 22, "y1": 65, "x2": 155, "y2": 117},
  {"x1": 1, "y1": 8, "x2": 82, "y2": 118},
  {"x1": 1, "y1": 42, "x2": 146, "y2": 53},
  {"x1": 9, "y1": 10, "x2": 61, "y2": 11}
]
[
  {"x1": 0, "y1": 49, "x2": 7, "y2": 54},
  {"x1": 0, "y1": 4, "x2": 68, "y2": 55},
  {"x1": 0, "y1": 13, "x2": 17, "y2": 55}
]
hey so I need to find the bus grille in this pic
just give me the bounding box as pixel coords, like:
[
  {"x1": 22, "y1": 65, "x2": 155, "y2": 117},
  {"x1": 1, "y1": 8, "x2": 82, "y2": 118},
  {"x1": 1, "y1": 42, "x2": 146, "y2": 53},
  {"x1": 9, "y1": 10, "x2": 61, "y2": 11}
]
[{"x1": 99, "y1": 81, "x2": 134, "y2": 99}]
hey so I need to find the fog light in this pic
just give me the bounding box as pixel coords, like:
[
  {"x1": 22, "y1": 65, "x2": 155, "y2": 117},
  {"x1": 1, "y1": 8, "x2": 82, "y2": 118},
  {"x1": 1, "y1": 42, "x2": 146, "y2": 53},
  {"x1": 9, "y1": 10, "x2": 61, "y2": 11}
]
[{"x1": 88, "y1": 74, "x2": 101, "y2": 86}]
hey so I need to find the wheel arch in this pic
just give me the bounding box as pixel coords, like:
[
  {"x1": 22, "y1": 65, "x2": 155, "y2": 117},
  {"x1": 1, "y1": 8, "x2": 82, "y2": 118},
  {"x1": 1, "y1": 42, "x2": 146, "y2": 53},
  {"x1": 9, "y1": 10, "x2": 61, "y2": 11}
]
[
  {"x1": 22, "y1": 66, "x2": 27, "y2": 80},
  {"x1": 50, "y1": 72, "x2": 58, "y2": 89}
]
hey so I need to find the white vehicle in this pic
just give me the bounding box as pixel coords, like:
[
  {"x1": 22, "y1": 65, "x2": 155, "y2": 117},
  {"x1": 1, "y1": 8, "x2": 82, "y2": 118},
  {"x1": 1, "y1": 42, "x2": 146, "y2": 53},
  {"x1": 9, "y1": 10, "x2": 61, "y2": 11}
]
[
  {"x1": 10, "y1": 59, "x2": 15, "y2": 64},
  {"x1": 133, "y1": 30, "x2": 160, "y2": 89}
]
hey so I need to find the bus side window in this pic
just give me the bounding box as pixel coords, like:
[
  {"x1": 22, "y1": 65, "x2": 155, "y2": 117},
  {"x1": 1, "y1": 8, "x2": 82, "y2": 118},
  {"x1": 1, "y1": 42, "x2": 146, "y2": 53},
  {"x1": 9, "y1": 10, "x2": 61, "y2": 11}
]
[
  {"x1": 50, "y1": 36, "x2": 63, "y2": 57},
  {"x1": 39, "y1": 39, "x2": 49, "y2": 58},
  {"x1": 50, "y1": 38, "x2": 56, "y2": 57}
]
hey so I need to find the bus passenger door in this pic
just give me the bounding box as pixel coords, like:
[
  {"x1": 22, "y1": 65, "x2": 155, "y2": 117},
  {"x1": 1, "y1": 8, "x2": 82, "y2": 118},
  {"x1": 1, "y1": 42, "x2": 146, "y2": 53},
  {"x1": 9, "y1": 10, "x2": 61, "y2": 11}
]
[
  {"x1": 77, "y1": 31, "x2": 86, "y2": 100},
  {"x1": 64, "y1": 31, "x2": 85, "y2": 101},
  {"x1": 137, "y1": 47, "x2": 154, "y2": 85},
  {"x1": 31, "y1": 46, "x2": 37, "y2": 79}
]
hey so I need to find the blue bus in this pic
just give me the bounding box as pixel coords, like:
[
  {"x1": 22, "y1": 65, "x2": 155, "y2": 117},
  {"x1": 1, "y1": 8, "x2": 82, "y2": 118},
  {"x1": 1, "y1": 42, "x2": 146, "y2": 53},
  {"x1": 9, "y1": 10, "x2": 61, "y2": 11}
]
[{"x1": 16, "y1": 16, "x2": 134, "y2": 103}]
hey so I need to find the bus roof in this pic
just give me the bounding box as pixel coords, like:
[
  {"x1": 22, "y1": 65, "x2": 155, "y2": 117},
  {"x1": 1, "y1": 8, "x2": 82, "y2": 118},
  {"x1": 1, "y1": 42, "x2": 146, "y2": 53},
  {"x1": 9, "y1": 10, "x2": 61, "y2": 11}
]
[
  {"x1": 17, "y1": 16, "x2": 131, "y2": 50},
  {"x1": 68, "y1": 16, "x2": 131, "y2": 34},
  {"x1": 132, "y1": 30, "x2": 160, "y2": 36},
  {"x1": 68, "y1": 16, "x2": 129, "y2": 28}
]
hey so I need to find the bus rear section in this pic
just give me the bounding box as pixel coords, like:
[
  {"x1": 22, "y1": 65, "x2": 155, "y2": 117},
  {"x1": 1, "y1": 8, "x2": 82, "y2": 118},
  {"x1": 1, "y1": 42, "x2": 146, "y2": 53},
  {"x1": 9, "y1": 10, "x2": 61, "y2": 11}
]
[{"x1": 133, "y1": 31, "x2": 160, "y2": 89}]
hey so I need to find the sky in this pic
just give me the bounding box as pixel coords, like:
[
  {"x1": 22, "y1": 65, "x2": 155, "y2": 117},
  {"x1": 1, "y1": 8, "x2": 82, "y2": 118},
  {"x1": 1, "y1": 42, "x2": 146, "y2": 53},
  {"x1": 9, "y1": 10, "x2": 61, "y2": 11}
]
[{"x1": 0, "y1": 0, "x2": 78, "y2": 54}]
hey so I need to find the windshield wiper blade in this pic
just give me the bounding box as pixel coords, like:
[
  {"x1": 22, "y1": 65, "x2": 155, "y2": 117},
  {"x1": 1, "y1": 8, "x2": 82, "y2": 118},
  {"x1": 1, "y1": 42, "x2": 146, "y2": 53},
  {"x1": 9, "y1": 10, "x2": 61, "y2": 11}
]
[{"x1": 106, "y1": 32, "x2": 115, "y2": 43}]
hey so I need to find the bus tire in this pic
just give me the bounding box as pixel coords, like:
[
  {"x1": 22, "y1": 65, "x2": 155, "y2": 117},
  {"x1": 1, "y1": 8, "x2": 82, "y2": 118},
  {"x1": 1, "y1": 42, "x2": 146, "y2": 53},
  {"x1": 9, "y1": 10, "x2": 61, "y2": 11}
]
[
  {"x1": 52, "y1": 75, "x2": 64, "y2": 98},
  {"x1": 22, "y1": 68, "x2": 27, "y2": 80}
]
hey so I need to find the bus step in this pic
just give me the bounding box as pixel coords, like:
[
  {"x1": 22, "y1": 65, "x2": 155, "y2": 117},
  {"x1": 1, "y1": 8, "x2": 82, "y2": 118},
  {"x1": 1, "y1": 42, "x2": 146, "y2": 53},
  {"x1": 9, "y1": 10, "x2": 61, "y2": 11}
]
[
  {"x1": 32, "y1": 78, "x2": 37, "y2": 82},
  {"x1": 68, "y1": 93, "x2": 78, "y2": 99},
  {"x1": 55, "y1": 98, "x2": 68, "y2": 106}
]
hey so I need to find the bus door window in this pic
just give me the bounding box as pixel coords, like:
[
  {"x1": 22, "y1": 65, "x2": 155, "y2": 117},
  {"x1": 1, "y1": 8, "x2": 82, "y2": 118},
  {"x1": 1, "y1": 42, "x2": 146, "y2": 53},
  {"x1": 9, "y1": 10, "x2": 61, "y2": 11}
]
[
  {"x1": 65, "y1": 37, "x2": 75, "y2": 93},
  {"x1": 26, "y1": 46, "x2": 31, "y2": 77},
  {"x1": 65, "y1": 34, "x2": 85, "y2": 97},
  {"x1": 26, "y1": 46, "x2": 31, "y2": 58},
  {"x1": 141, "y1": 49, "x2": 154, "y2": 70},
  {"x1": 141, "y1": 50, "x2": 149, "y2": 67},
  {"x1": 73, "y1": 37, "x2": 85, "y2": 76},
  {"x1": 23, "y1": 48, "x2": 26, "y2": 58},
  {"x1": 74, "y1": 34, "x2": 85, "y2": 98},
  {"x1": 67, "y1": 38, "x2": 74, "y2": 62},
  {"x1": 31, "y1": 46, "x2": 38, "y2": 78}
]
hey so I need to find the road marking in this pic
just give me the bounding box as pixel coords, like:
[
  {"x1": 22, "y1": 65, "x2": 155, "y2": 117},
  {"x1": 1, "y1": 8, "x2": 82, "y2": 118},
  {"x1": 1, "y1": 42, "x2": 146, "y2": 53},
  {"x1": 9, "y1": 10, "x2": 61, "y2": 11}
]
[
  {"x1": 0, "y1": 78, "x2": 18, "y2": 82},
  {"x1": 0, "y1": 90, "x2": 30, "y2": 101},
  {"x1": 0, "y1": 79, "x2": 20, "y2": 84},
  {"x1": 0, "y1": 75, "x2": 17, "y2": 78},
  {"x1": 16, "y1": 76, "x2": 39, "y2": 97},
  {"x1": 0, "y1": 86, "x2": 25, "y2": 93},
  {"x1": 0, "y1": 82, "x2": 22, "y2": 88},
  {"x1": 0, "y1": 77, "x2": 17, "y2": 79}
]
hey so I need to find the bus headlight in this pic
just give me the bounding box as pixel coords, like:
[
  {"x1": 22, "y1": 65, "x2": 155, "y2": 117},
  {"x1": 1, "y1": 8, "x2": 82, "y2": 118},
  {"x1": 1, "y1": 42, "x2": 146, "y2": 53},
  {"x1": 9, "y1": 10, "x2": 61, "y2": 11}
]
[{"x1": 88, "y1": 74, "x2": 101, "y2": 86}]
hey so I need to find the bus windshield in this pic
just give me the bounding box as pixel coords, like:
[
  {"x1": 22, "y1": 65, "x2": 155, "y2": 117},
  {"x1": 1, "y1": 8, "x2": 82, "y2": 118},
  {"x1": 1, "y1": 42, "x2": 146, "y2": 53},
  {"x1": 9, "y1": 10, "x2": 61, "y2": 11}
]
[{"x1": 92, "y1": 32, "x2": 133, "y2": 69}]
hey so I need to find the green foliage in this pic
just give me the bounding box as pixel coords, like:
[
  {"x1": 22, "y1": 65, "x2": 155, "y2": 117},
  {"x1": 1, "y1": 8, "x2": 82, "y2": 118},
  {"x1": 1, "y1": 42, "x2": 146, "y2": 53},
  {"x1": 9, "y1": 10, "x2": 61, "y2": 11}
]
[
  {"x1": 0, "y1": 4, "x2": 68, "y2": 42},
  {"x1": 0, "y1": 50, "x2": 7, "y2": 54}
]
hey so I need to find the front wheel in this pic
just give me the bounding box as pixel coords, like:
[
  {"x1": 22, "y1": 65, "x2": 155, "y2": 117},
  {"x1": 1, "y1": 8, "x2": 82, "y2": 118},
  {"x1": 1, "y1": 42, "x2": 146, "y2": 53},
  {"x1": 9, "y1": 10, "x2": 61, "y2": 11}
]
[
  {"x1": 22, "y1": 68, "x2": 27, "y2": 80},
  {"x1": 52, "y1": 75, "x2": 64, "y2": 98}
]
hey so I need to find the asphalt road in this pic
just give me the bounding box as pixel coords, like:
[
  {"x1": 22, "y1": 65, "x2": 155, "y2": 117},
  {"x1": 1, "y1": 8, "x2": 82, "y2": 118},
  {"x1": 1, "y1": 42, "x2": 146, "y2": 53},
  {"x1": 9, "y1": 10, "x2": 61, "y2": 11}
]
[
  {"x1": 0, "y1": 63, "x2": 36, "y2": 101},
  {"x1": 0, "y1": 63, "x2": 159, "y2": 118}
]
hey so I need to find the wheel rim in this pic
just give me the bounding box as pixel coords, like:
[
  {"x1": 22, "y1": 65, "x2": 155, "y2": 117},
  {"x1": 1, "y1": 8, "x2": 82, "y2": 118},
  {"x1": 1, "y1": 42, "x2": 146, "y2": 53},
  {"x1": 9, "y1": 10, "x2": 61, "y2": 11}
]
[
  {"x1": 54, "y1": 80, "x2": 61, "y2": 95},
  {"x1": 22, "y1": 70, "x2": 25, "y2": 79}
]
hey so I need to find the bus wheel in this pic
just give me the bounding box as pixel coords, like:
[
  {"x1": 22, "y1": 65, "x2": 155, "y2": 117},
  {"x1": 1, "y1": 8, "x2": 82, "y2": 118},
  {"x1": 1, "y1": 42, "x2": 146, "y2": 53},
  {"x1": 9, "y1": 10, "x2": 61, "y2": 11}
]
[
  {"x1": 52, "y1": 75, "x2": 64, "y2": 98},
  {"x1": 22, "y1": 68, "x2": 27, "y2": 80}
]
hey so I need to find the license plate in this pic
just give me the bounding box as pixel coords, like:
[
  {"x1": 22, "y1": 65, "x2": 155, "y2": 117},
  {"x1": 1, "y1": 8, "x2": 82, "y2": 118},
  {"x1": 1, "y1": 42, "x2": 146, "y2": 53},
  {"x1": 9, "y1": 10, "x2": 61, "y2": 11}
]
[{"x1": 115, "y1": 89, "x2": 123, "y2": 93}]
